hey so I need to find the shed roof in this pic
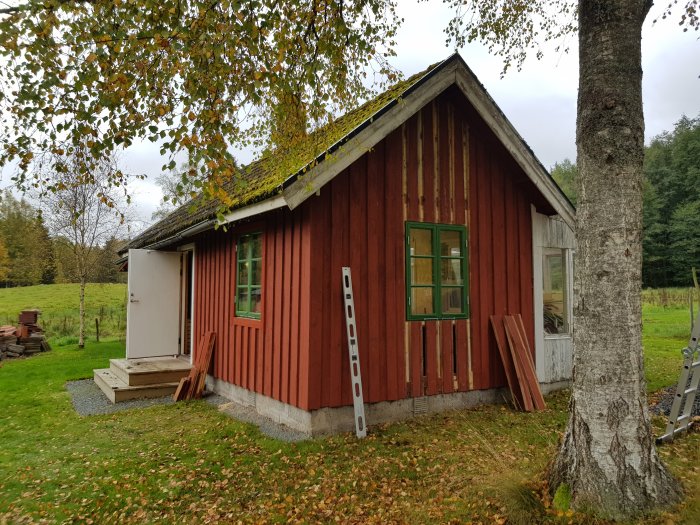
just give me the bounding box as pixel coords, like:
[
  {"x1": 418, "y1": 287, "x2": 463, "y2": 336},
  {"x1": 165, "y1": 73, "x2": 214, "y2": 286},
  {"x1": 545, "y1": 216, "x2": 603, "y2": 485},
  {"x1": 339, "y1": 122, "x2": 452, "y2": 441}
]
[{"x1": 126, "y1": 53, "x2": 574, "y2": 252}]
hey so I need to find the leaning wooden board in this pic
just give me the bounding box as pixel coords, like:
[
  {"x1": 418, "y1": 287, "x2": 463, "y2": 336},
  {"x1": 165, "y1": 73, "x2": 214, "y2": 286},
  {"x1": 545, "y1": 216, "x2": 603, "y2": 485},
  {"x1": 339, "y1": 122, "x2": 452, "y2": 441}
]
[
  {"x1": 503, "y1": 315, "x2": 546, "y2": 410},
  {"x1": 173, "y1": 331, "x2": 216, "y2": 401},
  {"x1": 490, "y1": 315, "x2": 531, "y2": 411}
]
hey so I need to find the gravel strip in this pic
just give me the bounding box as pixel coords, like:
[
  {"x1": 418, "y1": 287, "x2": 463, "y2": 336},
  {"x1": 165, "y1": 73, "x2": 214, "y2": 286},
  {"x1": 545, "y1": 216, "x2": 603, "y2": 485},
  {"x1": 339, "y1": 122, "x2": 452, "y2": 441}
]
[
  {"x1": 65, "y1": 379, "x2": 309, "y2": 442},
  {"x1": 216, "y1": 401, "x2": 310, "y2": 442},
  {"x1": 650, "y1": 383, "x2": 700, "y2": 418},
  {"x1": 66, "y1": 379, "x2": 177, "y2": 415}
]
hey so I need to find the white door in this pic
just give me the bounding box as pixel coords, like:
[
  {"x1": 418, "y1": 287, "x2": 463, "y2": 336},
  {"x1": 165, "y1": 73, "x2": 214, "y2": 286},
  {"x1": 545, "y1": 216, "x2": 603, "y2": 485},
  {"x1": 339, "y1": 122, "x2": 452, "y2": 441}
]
[{"x1": 126, "y1": 249, "x2": 182, "y2": 359}]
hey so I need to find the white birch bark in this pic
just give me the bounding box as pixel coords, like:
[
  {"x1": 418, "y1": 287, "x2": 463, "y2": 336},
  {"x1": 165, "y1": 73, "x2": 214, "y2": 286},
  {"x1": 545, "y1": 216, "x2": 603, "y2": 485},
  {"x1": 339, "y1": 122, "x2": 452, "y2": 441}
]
[{"x1": 550, "y1": 0, "x2": 681, "y2": 518}]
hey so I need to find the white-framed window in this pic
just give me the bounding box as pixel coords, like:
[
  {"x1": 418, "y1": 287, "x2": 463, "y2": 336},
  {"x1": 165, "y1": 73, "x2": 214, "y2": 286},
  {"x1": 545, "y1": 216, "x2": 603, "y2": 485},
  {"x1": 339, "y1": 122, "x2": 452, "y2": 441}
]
[{"x1": 543, "y1": 248, "x2": 569, "y2": 335}]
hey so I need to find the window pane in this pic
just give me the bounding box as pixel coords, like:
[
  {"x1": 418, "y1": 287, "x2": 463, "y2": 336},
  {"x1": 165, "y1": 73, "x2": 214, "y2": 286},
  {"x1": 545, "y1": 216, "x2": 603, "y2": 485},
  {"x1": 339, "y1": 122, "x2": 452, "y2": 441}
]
[
  {"x1": 441, "y1": 259, "x2": 462, "y2": 285},
  {"x1": 237, "y1": 287, "x2": 249, "y2": 313},
  {"x1": 250, "y1": 287, "x2": 262, "y2": 313},
  {"x1": 410, "y1": 228, "x2": 433, "y2": 256},
  {"x1": 543, "y1": 249, "x2": 567, "y2": 334},
  {"x1": 239, "y1": 236, "x2": 251, "y2": 259},
  {"x1": 238, "y1": 260, "x2": 249, "y2": 284},
  {"x1": 440, "y1": 230, "x2": 462, "y2": 257},
  {"x1": 251, "y1": 260, "x2": 262, "y2": 286},
  {"x1": 411, "y1": 258, "x2": 433, "y2": 285},
  {"x1": 411, "y1": 287, "x2": 434, "y2": 315},
  {"x1": 251, "y1": 235, "x2": 262, "y2": 258},
  {"x1": 441, "y1": 287, "x2": 463, "y2": 315},
  {"x1": 236, "y1": 232, "x2": 263, "y2": 318}
]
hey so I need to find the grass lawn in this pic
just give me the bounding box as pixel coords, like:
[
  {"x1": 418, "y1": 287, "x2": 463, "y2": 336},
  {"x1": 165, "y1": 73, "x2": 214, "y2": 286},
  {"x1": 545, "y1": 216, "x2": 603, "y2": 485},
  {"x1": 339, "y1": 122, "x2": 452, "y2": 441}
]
[
  {"x1": 0, "y1": 297, "x2": 698, "y2": 523},
  {"x1": 0, "y1": 283, "x2": 127, "y2": 342}
]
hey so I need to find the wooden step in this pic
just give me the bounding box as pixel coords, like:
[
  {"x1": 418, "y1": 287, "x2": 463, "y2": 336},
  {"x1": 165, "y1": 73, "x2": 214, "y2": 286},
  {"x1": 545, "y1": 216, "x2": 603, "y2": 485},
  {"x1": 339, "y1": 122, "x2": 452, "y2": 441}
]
[
  {"x1": 94, "y1": 369, "x2": 179, "y2": 403},
  {"x1": 109, "y1": 357, "x2": 191, "y2": 386}
]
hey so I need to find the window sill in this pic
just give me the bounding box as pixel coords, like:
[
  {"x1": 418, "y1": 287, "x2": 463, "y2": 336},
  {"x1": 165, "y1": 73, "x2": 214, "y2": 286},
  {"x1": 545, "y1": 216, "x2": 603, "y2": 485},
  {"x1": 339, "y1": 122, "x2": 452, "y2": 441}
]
[{"x1": 544, "y1": 333, "x2": 571, "y2": 340}]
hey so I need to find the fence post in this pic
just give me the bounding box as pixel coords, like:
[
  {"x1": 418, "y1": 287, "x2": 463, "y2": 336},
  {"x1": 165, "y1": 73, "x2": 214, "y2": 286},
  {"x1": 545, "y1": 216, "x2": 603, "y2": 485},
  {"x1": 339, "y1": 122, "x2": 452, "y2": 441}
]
[{"x1": 95, "y1": 318, "x2": 100, "y2": 343}]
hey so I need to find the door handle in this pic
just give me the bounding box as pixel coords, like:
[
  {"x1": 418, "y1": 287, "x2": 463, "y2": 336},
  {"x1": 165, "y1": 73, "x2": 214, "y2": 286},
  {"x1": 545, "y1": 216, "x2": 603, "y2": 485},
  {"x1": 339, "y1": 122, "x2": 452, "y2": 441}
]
[{"x1": 129, "y1": 293, "x2": 139, "y2": 303}]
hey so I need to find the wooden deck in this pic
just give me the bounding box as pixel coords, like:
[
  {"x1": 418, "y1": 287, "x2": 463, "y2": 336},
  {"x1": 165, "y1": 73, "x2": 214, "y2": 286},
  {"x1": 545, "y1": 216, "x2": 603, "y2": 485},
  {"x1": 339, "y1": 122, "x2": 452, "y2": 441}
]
[{"x1": 94, "y1": 356, "x2": 191, "y2": 403}]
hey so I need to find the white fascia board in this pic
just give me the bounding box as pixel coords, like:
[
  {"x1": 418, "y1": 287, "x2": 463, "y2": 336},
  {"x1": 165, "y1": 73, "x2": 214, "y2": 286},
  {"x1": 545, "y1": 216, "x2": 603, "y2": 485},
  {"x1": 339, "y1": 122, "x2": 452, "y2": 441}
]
[
  {"x1": 218, "y1": 194, "x2": 287, "y2": 226},
  {"x1": 282, "y1": 61, "x2": 461, "y2": 210},
  {"x1": 281, "y1": 58, "x2": 575, "y2": 229}
]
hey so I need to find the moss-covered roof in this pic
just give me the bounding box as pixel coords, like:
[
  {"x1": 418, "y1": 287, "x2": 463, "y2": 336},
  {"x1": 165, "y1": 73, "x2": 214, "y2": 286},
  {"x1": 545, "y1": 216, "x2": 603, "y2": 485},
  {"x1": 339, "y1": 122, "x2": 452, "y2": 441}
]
[{"x1": 127, "y1": 58, "x2": 445, "y2": 250}]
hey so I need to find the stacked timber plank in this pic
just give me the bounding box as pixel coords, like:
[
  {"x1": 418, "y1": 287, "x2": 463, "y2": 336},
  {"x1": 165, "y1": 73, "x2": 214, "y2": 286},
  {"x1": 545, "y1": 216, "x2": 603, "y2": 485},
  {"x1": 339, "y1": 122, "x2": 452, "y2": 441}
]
[
  {"x1": 0, "y1": 310, "x2": 52, "y2": 361},
  {"x1": 490, "y1": 314, "x2": 546, "y2": 412},
  {"x1": 94, "y1": 357, "x2": 192, "y2": 403},
  {"x1": 173, "y1": 331, "x2": 216, "y2": 401}
]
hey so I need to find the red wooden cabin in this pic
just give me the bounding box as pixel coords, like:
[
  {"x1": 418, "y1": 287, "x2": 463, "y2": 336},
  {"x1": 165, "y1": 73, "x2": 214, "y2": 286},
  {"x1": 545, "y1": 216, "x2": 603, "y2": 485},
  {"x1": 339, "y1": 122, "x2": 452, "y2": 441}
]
[{"x1": 115, "y1": 54, "x2": 576, "y2": 434}]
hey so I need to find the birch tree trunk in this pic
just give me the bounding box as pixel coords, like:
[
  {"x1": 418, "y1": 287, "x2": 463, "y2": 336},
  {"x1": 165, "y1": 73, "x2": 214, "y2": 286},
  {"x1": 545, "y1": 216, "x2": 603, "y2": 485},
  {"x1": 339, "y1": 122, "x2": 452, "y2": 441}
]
[{"x1": 550, "y1": 0, "x2": 681, "y2": 518}]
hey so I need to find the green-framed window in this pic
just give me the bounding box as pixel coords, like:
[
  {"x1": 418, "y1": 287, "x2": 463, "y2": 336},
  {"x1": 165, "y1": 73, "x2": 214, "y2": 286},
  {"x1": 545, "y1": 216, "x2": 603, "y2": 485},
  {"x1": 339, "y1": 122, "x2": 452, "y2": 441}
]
[
  {"x1": 236, "y1": 233, "x2": 262, "y2": 319},
  {"x1": 406, "y1": 222, "x2": 469, "y2": 320}
]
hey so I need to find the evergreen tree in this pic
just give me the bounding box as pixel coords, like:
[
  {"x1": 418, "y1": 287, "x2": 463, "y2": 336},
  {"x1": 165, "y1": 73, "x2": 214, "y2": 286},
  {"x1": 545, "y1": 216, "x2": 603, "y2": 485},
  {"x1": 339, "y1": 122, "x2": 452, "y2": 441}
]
[{"x1": 550, "y1": 159, "x2": 578, "y2": 205}]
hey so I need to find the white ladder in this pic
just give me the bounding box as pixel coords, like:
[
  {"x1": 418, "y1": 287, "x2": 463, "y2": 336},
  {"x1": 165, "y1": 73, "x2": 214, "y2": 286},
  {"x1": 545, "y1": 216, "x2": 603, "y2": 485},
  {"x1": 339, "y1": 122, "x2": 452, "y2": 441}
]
[
  {"x1": 657, "y1": 310, "x2": 700, "y2": 444},
  {"x1": 342, "y1": 267, "x2": 367, "y2": 438}
]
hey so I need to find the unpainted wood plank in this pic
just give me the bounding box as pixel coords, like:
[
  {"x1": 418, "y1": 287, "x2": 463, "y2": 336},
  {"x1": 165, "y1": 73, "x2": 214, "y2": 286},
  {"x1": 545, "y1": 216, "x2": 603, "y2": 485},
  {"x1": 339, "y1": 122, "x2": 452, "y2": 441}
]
[
  {"x1": 489, "y1": 315, "x2": 529, "y2": 411},
  {"x1": 504, "y1": 315, "x2": 545, "y2": 410},
  {"x1": 193, "y1": 331, "x2": 217, "y2": 399},
  {"x1": 173, "y1": 377, "x2": 190, "y2": 401},
  {"x1": 514, "y1": 314, "x2": 541, "y2": 386}
]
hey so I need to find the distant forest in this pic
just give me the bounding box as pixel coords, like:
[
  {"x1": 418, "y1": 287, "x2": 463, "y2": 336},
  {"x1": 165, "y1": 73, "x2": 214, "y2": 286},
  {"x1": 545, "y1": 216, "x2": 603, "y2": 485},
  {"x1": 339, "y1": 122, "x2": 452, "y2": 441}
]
[
  {"x1": 0, "y1": 190, "x2": 126, "y2": 287},
  {"x1": 552, "y1": 114, "x2": 700, "y2": 289}
]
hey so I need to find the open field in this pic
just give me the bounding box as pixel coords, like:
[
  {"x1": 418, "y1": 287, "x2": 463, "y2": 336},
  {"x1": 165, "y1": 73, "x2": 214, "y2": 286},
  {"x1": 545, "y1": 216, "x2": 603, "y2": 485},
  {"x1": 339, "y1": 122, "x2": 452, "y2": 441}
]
[
  {"x1": 0, "y1": 286, "x2": 698, "y2": 523},
  {"x1": 0, "y1": 283, "x2": 127, "y2": 343}
]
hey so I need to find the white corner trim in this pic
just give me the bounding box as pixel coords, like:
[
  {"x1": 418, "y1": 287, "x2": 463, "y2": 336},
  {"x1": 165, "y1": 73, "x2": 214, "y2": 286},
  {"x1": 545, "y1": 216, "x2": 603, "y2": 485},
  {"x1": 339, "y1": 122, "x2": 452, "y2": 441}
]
[
  {"x1": 282, "y1": 62, "x2": 460, "y2": 210},
  {"x1": 218, "y1": 194, "x2": 287, "y2": 226}
]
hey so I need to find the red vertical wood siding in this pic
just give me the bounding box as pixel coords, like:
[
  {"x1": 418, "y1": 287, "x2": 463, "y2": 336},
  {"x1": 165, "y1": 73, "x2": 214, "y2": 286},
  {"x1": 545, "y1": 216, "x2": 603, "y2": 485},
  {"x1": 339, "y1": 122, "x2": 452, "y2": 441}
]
[
  {"x1": 192, "y1": 207, "x2": 313, "y2": 408},
  {"x1": 306, "y1": 89, "x2": 542, "y2": 409},
  {"x1": 193, "y1": 87, "x2": 549, "y2": 412}
]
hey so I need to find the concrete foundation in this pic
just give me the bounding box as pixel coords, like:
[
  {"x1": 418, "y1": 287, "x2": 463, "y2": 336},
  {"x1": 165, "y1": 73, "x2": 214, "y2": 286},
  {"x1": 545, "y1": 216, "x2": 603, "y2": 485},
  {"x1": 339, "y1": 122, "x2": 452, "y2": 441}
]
[
  {"x1": 207, "y1": 376, "x2": 570, "y2": 437},
  {"x1": 540, "y1": 379, "x2": 571, "y2": 395}
]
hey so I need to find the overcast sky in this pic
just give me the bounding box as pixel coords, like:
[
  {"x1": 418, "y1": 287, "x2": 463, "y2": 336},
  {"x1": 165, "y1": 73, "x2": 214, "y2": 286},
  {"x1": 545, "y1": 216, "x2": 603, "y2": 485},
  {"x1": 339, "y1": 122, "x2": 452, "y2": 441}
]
[{"x1": 3, "y1": 1, "x2": 699, "y2": 225}]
